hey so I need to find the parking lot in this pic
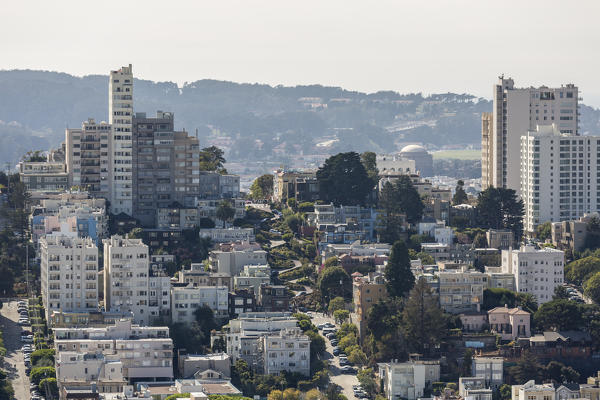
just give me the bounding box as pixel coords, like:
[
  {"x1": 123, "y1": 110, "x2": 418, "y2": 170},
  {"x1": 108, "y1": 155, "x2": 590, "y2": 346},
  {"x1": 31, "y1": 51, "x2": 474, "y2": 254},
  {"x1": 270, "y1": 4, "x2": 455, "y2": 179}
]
[{"x1": 1, "y1": 300, "x2": 31, "y2": 400}]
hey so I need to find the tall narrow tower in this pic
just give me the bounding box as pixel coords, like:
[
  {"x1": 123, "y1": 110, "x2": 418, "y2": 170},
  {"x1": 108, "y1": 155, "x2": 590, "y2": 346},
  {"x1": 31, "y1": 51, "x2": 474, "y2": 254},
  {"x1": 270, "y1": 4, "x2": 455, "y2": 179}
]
[{"x1": 109, "y1": 64, "x2": 134, "y2": 215}]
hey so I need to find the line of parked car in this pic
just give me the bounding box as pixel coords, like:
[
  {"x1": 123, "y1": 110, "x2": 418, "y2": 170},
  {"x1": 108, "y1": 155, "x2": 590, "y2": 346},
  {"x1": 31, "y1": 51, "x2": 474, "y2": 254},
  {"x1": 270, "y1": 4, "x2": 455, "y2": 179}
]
[
  {"x1": 17, "y1": 300, "x2": 44, "y2": 400},
  {"x1": 564, "y1": 285, "x2": 585, "y2": 303},
  {"x1": 317, "y1": 322, "x2": 356, "y2": 375}
]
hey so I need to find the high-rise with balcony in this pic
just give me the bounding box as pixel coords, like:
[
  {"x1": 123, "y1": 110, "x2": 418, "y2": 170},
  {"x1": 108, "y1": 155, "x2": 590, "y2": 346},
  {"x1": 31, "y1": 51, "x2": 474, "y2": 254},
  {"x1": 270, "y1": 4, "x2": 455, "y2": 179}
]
[
  {"x1": 40, "y1": 235, "x2": 99, "y2": 320},
  {"x1": 520, "y1": 124, "x2": 600, "y2": 233},
  {"x1": 66, "y1": 118, "x2": 112, "y2": 198},
  {"x1": 103, "y1": 235, "x2": 150, "y2": 325},
  {"x1": 481, "y1": 76, "x2": 579, "y2": 192},
  {"x1": 109, "y1": 64, "x2": 134, "y2": 215}
]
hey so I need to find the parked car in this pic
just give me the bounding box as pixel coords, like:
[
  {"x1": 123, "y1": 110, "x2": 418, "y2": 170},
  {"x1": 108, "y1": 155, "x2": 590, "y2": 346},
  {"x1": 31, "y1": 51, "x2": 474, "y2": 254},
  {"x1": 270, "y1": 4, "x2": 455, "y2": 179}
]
[
  {"x1": 326, "y1": 332, "x2": 336, "y2": 339},
  {"x1": 332, "y1": 347, "x2": 340, "y2": 356},
  {"x1": 341, "y1": 366, "x2": 356, "y2": 374},
  {"x1": 330, "y1": 340, "x2": 339, "y2": 346},
  {"x1": 339, "y1": 358, "x2": 349, "y2": 366}
]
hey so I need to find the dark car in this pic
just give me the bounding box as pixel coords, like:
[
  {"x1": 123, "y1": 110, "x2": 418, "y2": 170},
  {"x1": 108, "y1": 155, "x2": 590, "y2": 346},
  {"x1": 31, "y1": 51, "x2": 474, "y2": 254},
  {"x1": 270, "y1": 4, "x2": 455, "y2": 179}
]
[
  {"x1": 341, "y1": 366, "x2": 356, "y2": 374},
  {"x1": 332, "y1": 347, "x2": 340, "y2": 356}
]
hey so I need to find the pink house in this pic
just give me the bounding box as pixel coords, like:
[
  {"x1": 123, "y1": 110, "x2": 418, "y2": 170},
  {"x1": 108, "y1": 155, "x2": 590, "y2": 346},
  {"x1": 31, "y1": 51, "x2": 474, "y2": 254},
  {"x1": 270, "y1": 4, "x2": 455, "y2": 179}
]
[{"x1": 488, "y1": 306, "x2": 531, "y2": 341}]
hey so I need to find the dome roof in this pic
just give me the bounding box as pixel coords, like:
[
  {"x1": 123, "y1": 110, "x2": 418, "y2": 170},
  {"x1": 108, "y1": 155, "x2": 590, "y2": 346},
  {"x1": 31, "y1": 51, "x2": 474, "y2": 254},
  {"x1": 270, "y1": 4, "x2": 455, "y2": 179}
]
[{"x1": 400, "y1": 144, "x2": 427, "y2": 153}]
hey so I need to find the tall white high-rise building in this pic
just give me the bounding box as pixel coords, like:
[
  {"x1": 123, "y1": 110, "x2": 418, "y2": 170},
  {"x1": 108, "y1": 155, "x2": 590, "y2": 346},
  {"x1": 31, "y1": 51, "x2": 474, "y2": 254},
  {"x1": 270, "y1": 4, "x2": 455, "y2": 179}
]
[
  {"x1": 40, "y1": 235, "x2": 99, "y2": 320},
  {"x1": 109, "y1": 64, "x2": 134, "y2": 215},
  {"x1": 481, "y1": 76, "x2": 579, "y2": 192},
  {"x1": 521, "y1": 125, "x2": 600, "y2": 233},
  {"x1": 103, "y1": 235, "x2": 150, "y2": 325}
]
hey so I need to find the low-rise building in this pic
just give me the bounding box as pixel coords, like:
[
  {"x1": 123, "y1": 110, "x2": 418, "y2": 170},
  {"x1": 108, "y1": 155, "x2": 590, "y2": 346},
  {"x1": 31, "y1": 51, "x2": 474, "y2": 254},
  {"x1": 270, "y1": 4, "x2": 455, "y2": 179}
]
[
  {"x1": 179, "y1": 264, "x2": 232, "y2": 290},
  {"x1": 459, "y1": 377, "x2": 492, "y2": 400},
  {"x1": 551, "y1": 215, "x2": 595, "y2": 253},
  {"x1": 488, "y1": 306, "x2": 531, "y2": 340},
  {"x1": 56, "y1": 352, "x2": 126, "y2": 396},
  {"x1": 486, "y1": 229, "x2": 514, "y2": 250},
  {"x1": 321, "y1": 241, "x2": 391, "y2": 261},
  {"x1": 273, "y1": 169, "x2": 318, "y2": 203},
  {"x1": 19, "y1": 161, "x2": 69, "y2": 192},
  {"x1": 512, "y1": 381, "x2": 556, "y2": 400},
  {"x1": 177, "y1": 353, "x2": 231, "y2": 379},
  {"x1": 352, "y1": 272, "x2": 388, "y2": 341},
  {"x1": 228, "y1": 289, "x2": 256, "y2": 317},
  {"x1": 171, "y1": 284, "x2": 229, "y2": 323},
  {"x1": 501, "y1": 245, "x2": 565, "y2": 305},
  {"x1": 306, "y1": 203, "x2": 378, "y2": 241},
  {"x1": 174, "y1": 378, "x2": 242, "y2": 396},
  {"x1": 472, "y1": 357, "x2": 503, "y2": 389},
  {"x1": 209, "y1": 243, "x2": 267, "y2": 276},
  {"x1": 199, "y1": 228, "x2": 255, "y2": 243},
  {"x1": 196, "y1": 198, "x2": 246, "y2": 226},
  {"x1": 234, "y1": 265, "x2": 271, "y2": 293},
  {"x1": 54, "y1": 319, "x2": 174, "y2": 382},
  {"x1": 49, "y1": 310, "x2": 134, "y2": 328},
  {"x1": 258, "y1": 284, "x2": 289, "y2": 312},
  {"x1": 528, "y1": 331, "x2": 592, "y2": 360},
  {"x1": 378, "y1": 359, "x2": 441, "y2": 400},
  {"x1": 261, "y1": 328, "x2": 310, "y2": 376},
  {"x1": 437, "y1": 266, "x2": 487, "y2": 314},
  {"x1": 459, "y1": 312, "x2": 488, "y2": 332},
  {"x1": 421, "y1": 243, "x2": 451, "y2": 262}
]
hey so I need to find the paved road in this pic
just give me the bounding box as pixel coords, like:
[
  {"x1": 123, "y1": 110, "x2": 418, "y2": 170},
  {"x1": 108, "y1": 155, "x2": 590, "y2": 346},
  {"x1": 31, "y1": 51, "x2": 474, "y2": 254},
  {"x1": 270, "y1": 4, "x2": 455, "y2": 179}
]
[
  {"x1": 310, "y1": 312, "x2": 359, "y2": 400},
  {"x1": 1, "y1": 300, "x2": 30, "y2": 400}
]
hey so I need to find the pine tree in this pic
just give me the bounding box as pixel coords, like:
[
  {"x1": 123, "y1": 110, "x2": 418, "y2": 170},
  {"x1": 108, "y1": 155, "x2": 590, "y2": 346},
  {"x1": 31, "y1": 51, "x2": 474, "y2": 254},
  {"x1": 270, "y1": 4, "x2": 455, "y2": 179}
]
[{"x1": 384, "y1": 241, "x2": 415, "y2": 298}]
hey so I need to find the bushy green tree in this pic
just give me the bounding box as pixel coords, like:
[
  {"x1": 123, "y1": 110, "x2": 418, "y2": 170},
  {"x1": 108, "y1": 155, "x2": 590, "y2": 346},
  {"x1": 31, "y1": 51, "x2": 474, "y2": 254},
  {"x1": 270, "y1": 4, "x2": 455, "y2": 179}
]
[
  {"x1": 250, "y1": 174, "x2": 274, "y2": 200},
  {"x1": 452, "y1": 180, "x2": 468, "y2": 205},
  {"x1": 328, "y1": 297, "x2": 345, "y2": 313},
  {"x1": 584, "y1": 271, "x2": 600, "y2": 304},
  {"x1": 534, "y1": 299, "x2": 583, "y2": 331},
  {"x1": 565, "y1": 256, "x2": 600, "y2": 285},
  {"x1": 318, "y1": 267, "x2": 351, "y2": 301},
  {"x1": 316, "y1": 152, "x2": 373, "y2": 206},
  {"x1": 199, "y1": 146, "x2": 227, "y2": 174},
  {"x1": 476, "y1": 187, "x2": 524, "y2": 241},
  {"x1": 535, "y1": 222, "x2": 552, "y2": 241}
]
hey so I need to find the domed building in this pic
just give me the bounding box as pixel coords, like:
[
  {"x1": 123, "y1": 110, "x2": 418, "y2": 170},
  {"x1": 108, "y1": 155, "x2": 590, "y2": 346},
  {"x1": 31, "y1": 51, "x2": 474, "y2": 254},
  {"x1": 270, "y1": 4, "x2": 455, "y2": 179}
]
[{"x1": 399, "y1": 144, "x2": 433, "y2": 177}]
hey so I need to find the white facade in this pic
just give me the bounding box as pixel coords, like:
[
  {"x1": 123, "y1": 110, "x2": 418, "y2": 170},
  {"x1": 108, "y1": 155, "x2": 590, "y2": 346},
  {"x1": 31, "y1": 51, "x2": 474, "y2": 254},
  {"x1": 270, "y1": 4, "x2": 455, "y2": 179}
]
[
  {"x1": 148, "y1": 270, "x2": 171, "y2": 323},
  {"x1": 262, "y1": 328, "x2": 310, "y2": 376},
  {"x1": 521, "y1": 125, "x2": 600, "y2": 233},
  {"x1": 512, "y1": 381, "x2": 556, "y2": 400},
  {"x1": 376, "y1": 154, "x2": 417, "y2": 175},
  {"x1": 437, "y1": 267, "x2": 487, "y2": 313},
  {"x1": 56, "y1": 352, "x2": 125, "y2": 394},
  {"x1": 378, "y1": 360, "x2": 440, "y2": 400},
  {"x1": 40, "y1": 235, "x2": 99, "y2": 320},
  {"x1": 171, "y1": 285, "x2": 229, "y2": 323},
  {"x1": 209, "y1": 246, "x2": 268, "y2": 276},
  {"x1": 483, "y1": 77, "x2": 578, "y2": 192},
  {"x1": 233, "y1": 265, "x2": 271, "y2": 293},
  {"x1": 103, "y1": 235, "x2": 150, "y2": 325},
  {"x1": 109, "y1": 64, "x2": 134, "y2": 215},
  {"x1": 501, "y1": 245, "x2": 565, "y2": 304},
  {"x1": 54, "y1": 319, "x2": 173, "y2": 382},
  {"x1": 199, "y1": 228, "x2": 255, "y2": 243}
]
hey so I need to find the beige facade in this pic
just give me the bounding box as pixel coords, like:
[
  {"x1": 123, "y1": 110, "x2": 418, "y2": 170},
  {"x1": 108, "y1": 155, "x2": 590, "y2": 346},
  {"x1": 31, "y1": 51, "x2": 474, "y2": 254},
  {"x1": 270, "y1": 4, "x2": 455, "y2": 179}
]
[
  {"x1": 481, "y1": 77, "x2": 578, "y2": 193},
  {"x1": 352, "y1": 273, "x2": 388, "y2": 340},
  {"x1": 486, "y1": 229, "x2": 514, "y2": 250},
  {"x1": 378, "y1": 359, "x2": 440, "y2": 400},
  {"x1": 437, "y1": 267, "x2": 487, "y2": 313},
  {"x1": 488, "y1": 306, "x2": 531, "y2": 340}
]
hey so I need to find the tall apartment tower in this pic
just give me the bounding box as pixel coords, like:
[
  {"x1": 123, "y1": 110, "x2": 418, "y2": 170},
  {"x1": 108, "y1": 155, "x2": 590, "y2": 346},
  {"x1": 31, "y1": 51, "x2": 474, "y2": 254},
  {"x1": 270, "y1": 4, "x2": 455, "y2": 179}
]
[
  {"x1": 481, "y1": 77, "x2": 579, "y2": 191},
  {"x1": 103, "y1": 235, "x2": 150, "y2": 325},
  {"x1": 65, "y1": 118, "x2": 112, "y2": 198},
  {"x1": 40, "y1": 235, "x2": 99, "y2": 320},
  {"x1": 520, "y1": 125, "x2": 600, "y2": 234},
  {"x1": 109, "y1": 65, "x2": 134, "y2": 215},
  {"x1": 132, "y1": 111, "x2": 201, "y2": 227}
]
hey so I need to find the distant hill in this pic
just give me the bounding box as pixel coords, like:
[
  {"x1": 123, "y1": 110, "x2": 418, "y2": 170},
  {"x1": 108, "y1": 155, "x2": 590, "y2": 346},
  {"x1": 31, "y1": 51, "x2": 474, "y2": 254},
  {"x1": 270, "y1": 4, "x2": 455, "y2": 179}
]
[{"x1": 1, "y1": 69, "x2": 600, "y2": 167}]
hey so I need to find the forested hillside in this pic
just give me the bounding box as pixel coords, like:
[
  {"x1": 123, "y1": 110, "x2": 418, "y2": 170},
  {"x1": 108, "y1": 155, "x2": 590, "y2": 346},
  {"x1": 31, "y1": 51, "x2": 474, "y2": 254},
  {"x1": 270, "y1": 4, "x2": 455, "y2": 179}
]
[{"x1": 1, "y1": 69, "x2": 600, "y2": 167}]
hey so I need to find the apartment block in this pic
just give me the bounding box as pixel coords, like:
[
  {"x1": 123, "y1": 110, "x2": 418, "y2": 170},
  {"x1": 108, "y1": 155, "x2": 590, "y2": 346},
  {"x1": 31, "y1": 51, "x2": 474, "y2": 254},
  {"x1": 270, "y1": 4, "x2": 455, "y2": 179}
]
[
  {"x1": 512, "y1": 381, "x2": 556, "y2": 400},
  {"x1": 378, "y1": 359, "x2": 440, "y2": 400},
  {"x1": 551, "y1": 216, "x2": 590, "y2": 253},
  {"x1": 437, "y1": 266, "x2": 487, "y2": 313},
  {"x1": 521, "y1": 126, "x2": 600, "y2": 233},
  {"x1": 19, "y1": 161, "x2": 68, "y2": 192},
  {"x1": 178, "y1": 264, "x2": 232, "y2": 290},
  {"x1": 109, "y1": 64, "x2": 134, "y2": 215},
  {"x1": 225, "y1": 312, "x2": 298, "y2": 365},
  {"x1": 197, "y1": 198, "x2": 246, "y2": 226},
  {"x1": 171, "y1": 284, "x2": 229, "y2": 324},
  {"x1": 258, "y1": 285, "x2": 289, "y2": 312},
  {"x1": 199, "y1": 228, "x2": 255, "y2": 243},
  {"x1": 103, "y1": 235, "x2": 150, "y2": 325},
  {"x1": 177, "y1": 353, "x2": 231, "y2": 379},
  {"x1": 306, "y1": 203, "x2": 378, "y2": 241},
  {"x1": 209, "y1": 243, "x2": 268, "y2": 276},
  {"x1": 472, "y1": 357, "x2": 503, "y2": 389},
  {"x1": 229, "y1": 289, "x2": 256, "y2": 317},
  {"x1": 131, "y1": 111, "x2": 201, "y2": 227},
  {"x1": 481, "y1": 76, "x2": 578, "y2": 192},
  {"x1": 40, "y1": 235, "x2": 99, "y2": 320},
  {"x1": 261, "y1": 328, "x2": 310, "y2": 376},
  {"x1": 501, "y1": 245, "x2": 565, "y2": 304},
  {"x1": 233, "y1": 265, "x2": 271, "y2": 294},
  {"x1": 54, "y1": 319, "x2": 173, "y2": 382},
  {"x1": 486, "y1": 229, "x2": 514, "y2": 250},
  {"x1": 65, "y1": 118, "x2": 112, "y2": 198},
  {"x1": 56, "y1": 352, "x2": 126, "y2": 395},
  {"x1": 273, "y1": 169, "x2": 319, "y2": 203},
  {"x1": 459, "y1": 377, "x2": 492, "y2": 400},
  {"x1": 352, "y1": 272, "x2": 388, "y2": 340}
]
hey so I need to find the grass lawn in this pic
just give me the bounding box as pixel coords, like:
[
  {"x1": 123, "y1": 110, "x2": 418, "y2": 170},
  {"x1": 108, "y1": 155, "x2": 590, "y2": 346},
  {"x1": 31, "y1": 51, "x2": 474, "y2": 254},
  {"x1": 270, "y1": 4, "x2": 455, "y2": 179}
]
[{"x1": 432, "y1": 149, "x2": 481, "y2": 160}]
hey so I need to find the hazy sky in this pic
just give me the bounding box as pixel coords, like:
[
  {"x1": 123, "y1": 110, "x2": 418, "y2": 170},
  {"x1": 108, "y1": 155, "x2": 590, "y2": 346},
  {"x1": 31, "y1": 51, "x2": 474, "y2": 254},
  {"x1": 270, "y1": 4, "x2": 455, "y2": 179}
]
[{"x1": 3, "y1": 0, "x2": 600, "y2": 106}]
